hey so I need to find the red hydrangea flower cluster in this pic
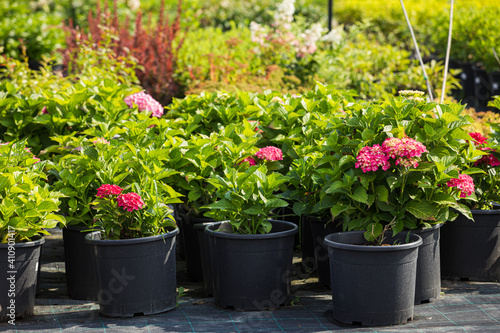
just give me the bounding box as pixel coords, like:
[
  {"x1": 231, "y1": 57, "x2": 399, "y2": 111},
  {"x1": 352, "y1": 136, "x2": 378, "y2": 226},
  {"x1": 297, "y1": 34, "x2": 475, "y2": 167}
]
[
  {"x1": 468, "y1": 133, "x2": 500, "y2": 167},
  {"x1": 447, "y1": 174, "x2": 475, "y2": 198},
  {"x1": 469, "y1": 132, "x2": 487, "y2": 145},
  {"x1": 117, "y1": 192, "x2": 145, "y2": 212},
  {"x1": 382, "y1": 137, "x2": 427, "y2": 168},
  {"x1": 97, "y1": 184, "x2": 123, "y2": 198},
  {"x1": 475, "y1": 148, "x2": 500, "y2": 167},
  {"x1": 255, "y1": 146, "x2": 283, "y2": 161},
  {"x1": 124, "y1": 92, "x2": 164, "y2": 118},
  {"x1": 355, "y1": 144, "x2": 391, "y2": 172}
]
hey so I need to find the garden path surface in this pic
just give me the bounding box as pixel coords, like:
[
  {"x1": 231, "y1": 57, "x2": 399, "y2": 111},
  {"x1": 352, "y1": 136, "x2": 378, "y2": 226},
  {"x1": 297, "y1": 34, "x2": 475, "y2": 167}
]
[{"x1": 2, "y1": 229, "x2": 500, "y2": 333}]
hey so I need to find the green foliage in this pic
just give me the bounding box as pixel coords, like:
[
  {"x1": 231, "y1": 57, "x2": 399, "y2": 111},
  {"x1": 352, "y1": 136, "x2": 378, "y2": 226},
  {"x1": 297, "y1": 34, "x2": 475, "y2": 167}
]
[
  {"x1": 0, "y1": 140, "x2": 65, "y2": 243},
  {"x1": 47, "y1": 133, "x2": 183, "y2": 236},
  {"x1": 205, "y1": 164, "x2": 289, "y2": 234},
  {"x1": 0, "y1": 76, "x2": 138, "y2": 154},
  {"x1": 0, "y1": 1, "x2": 64, "y2": 63},
  {"x1": 318, "y1": 92, "x2": 478, "y2": 243}
]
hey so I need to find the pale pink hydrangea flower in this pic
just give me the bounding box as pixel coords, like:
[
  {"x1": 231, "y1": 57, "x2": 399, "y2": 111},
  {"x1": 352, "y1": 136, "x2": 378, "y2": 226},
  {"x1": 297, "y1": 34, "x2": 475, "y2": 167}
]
[
  {"x1": 382, "y1": 137, "x2": 427, "y2": 168},
  {"x1": 271, "y1": 96, "x2": 285, "y2": 104},
  {"x1": 382, "y1": 137, "x2": 427, "y2": 159},
  {"x1": 92, "y1": 138, "x2": 110, "y2": 145},
  {"x1": 117, "y1": 192, "x2": 145, "y2": 212},
  {"x1": 355, "y1": 144, "x2": 391, "y2": 173},
  {"x1": 255, "y1": 146, "x2": 283, "y2": 161},
  {"x1": 124, "y1": 92, "x2": 164, "y2": 118},
  {"x1": 447, "y1": 174, "x2": 475, "y2": 198}
]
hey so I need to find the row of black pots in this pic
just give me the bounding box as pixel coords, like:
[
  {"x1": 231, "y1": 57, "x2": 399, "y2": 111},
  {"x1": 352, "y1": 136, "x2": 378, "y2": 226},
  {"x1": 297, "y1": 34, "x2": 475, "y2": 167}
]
[
  {"x1": 450, "y1": 62, "x2": 500, "y2": 109},
  {"x1": 4, "y1": 207, "x2": 499, "y2": 322}
]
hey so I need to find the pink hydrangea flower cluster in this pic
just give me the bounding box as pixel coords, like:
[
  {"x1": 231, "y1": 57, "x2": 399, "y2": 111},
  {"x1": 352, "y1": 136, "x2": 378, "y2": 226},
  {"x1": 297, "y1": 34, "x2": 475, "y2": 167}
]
[
  {"x1": 355, "y1": 144, "x2": 391, "y2": 173},
  {"x1": 124, "y1": 92, "x2": 164, "y2": 118},
  {"x1": 92, "y1": 138, "x2": 110, "y2": 145},
  {"x1": 475, "y1": 147, "x2": 500, "y2": 167},
  {"x1": 240, "y1": 157, "x2": 257, "y2": 166},
  {"x1": 447, "y1": 174, "x2": 475, "y2": 198},
  {"x1": 382, "y1": 137, "x2": 427, "y2": 168},
  {"x1": 469, "y1": 132, "x2": 487, "y2": 145},
  {"x1": 117, "y1": 192, "x2": 145, "y2": 212},
  {"x1": 255, "y1": 146, "x2": 283, "y2": 161},
  {"x1": 467, "y1": 133, "x2": 500, "y2": 167},
  {"x1": 356, "y1": 137, "x2": 427, "y2": 173},
  {"x1": 97, "y1": 184, "x2": 123, "y2": 198}
]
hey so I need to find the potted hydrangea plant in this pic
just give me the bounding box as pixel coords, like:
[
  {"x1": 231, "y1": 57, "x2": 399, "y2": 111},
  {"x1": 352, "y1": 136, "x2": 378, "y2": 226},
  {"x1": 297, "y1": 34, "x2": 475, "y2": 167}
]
[
  {"x1": 441, "y1": 131, "x2": 500, "y2": 281},
  {"x1": 203, "y1": 145, "x2": 298, "y2": 311},
  {"x1": 85, "y1": 180, "x2": 180, "y2": 317},
  {"x1": 321, "y1": 92, "x2": 476, "y2": 325},
  {"x1": 0, "y1": 141, "x2": 65, "y2": 322}
]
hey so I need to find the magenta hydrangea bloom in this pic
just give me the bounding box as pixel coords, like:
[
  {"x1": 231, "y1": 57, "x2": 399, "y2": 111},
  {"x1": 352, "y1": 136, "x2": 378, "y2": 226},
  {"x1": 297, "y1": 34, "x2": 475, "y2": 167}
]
[
  {"x1": 41, "y1": 106, "x2": 48, "y2": 115},
  {"x1": 124, "y1": 92, "x2": 164, "y2": 118},
  {"x1": 255, "y1": 146, "x2": 283, "y2": 161},
  {"x1": 97, "y1": 184, "x2": 123, "y2": 198},
  {"x1": 117, "y1": 192, "x2": 144, "y2": 212},
  {"x1": 355, "y1": 144, "x2": 391, "y2": 173},
  {"x1": 382, "y1": 137, "x2": 427, "y2": 159},
  {"x1": 447, "y1": 174, "x2": 475, "y2": 198},
  {"x1": 475, "y1": 147, "x2": 500, "y2": 167},
  {"x1": 469, "y1": 132, "x2": 487, "y2": 145},
  {"x1": 239, "y1": 157, "x2": 257, "y2": 166}
]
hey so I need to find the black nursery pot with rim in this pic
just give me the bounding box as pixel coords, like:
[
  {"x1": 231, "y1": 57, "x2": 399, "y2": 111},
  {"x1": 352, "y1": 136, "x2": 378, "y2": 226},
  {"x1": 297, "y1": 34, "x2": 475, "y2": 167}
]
[
  {"x1": 0, "y1": 236, "x2": 44, "y2": 322},
  {"x1": 85, "y1": 228, "x2": 179, "y2": 318},
  {"x1": 325, "y1": 231, "x2": 422, "y2": 327},
  {"x1": 205, "y1": 220, "x2": 298, "y2": 311},
  {"x1": 441, "y1": 208, "x2": 500, "y2": 281},
  {"x1": 412, "y1": 223, "x2": 443, "y2": 305},
  {"x1": 62, "y1": 225, "x2": 98, "y2": 300}
]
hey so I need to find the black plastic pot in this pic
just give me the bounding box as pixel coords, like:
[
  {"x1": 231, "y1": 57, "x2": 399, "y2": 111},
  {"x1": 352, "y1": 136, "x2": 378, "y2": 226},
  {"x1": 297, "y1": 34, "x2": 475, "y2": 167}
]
[
  {"x1": 1, "y1": 236, "x2": 44, "y2": 322},
  {"x1": 441, "y1": 209, "x2": 500, "y2": 281},
  {"x1": 194, "y1": 222, "x2": 216, "y2": 297},
  {"x1": 325, "y1": 231, "x2": 422, "y2": 326},
  {"x1": 459, "y1": 62, "x2": 476, "y2": 98},
  {"x1": 178, "y1": 212, "x2": 214, "y2": 282},
  {"x1": 473, "y1": 66, "x2": 492, "y2": 105},
  {"x1": 490, "y1": 71, "x2": 500, "y2": 97},
  {"x1": 308, "y1": 216, "x2": 342, "y2": 288},
  {"x1": 85, "y1": 229, "x2": 179, "y2": 317},
  {"x1": 271, "y1": 206, "x2": 300, "y2": 246},
  {"x1": 205, "y1": 220, "x2": 298, "y2": 311},
  {"x1": 62, "y1": 225, "x2": 98, "y2": 300},
  {"x1": 412, "y1": 224, "x2": 442, "y2": 304}
]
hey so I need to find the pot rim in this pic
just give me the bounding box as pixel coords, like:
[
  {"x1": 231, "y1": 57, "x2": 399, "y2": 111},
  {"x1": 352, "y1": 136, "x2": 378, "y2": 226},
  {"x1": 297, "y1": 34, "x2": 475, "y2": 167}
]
[
  {"x1": 193, "y1": 222, "x2": 218, "y2": 230},
  {"x1": 412, "y1": 222, "x2": 444, "y2": 234},
  {"x1": 324, "y1": 231, "x2": 422, "y2": 252},
  {"x1": 84, "y1": 227, "x2": 179, "y2": 245},
  {"x1": 0, "y1": 234, "x2": 45, "y2": 248},
  {"x1": 204, "y1": 220, "x2": 298, "y2": 239}
]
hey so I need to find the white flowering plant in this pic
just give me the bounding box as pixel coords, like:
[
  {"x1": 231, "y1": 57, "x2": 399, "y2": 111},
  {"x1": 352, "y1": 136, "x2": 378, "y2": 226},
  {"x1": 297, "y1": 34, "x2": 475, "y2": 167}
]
[{"x1": 249, "y1": 0, "x2": 324, "y2": 87}]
